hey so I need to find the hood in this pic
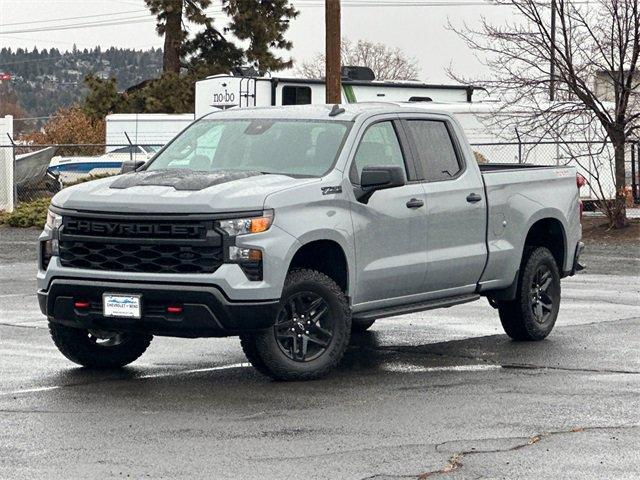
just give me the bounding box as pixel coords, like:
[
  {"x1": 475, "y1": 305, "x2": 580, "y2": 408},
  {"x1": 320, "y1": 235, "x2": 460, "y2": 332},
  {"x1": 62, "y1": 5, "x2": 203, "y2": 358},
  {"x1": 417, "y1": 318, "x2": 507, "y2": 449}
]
[{"x1": 52, "y1": 170, "x2": 318, "y2": 214}]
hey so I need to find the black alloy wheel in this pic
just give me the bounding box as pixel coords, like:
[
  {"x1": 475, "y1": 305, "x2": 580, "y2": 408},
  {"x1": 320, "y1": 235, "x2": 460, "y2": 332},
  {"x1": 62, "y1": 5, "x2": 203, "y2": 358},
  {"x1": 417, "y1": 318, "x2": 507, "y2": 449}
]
[
  {"x1": 530, "y1": 264, "x2": 556, "y2": 324},
  {"x1": 240, "y1": 269, "x2": 351, "y2": 381},
  {"x1": 274, "y1": 291, "x2": 334, "y2": 362}
]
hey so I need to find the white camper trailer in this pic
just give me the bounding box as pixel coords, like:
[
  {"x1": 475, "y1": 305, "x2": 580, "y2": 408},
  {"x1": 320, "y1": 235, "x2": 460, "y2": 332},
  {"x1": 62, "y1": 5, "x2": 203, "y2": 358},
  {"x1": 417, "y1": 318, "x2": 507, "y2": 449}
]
[{"x1": 195, "y1": 67, "x2": 478, "y2": 118}]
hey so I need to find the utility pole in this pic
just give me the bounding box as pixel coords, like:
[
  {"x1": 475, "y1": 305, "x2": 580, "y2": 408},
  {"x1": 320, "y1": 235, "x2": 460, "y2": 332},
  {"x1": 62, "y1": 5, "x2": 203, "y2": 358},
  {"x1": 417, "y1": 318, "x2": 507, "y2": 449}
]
[
  {"x1": 550, "y1": 0, "x2": 556, "y2": 101},
  {"x1": 325, "y1": 0, "x2": 342, "y2": 104}
]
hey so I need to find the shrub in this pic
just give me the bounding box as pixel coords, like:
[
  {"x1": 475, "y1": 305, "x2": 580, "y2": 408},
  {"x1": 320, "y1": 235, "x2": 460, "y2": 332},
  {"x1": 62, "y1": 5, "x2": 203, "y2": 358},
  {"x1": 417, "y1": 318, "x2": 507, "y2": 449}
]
[
  {"x1": 0, "y1": 175, "x2": 113, "y2": 228},
  {"x1": 0, "y1": 198, "x2": 51, "y2": 228},
  {"x1": 19, "y1": 106, "x2": 105, "y2": 156}
]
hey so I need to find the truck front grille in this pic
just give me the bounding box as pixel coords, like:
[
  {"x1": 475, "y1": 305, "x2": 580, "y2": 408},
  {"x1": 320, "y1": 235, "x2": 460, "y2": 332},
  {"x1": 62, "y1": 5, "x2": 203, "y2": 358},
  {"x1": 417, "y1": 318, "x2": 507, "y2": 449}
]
[{"x1": 59, "y1": 216, "x2": 224, "y2": 274}]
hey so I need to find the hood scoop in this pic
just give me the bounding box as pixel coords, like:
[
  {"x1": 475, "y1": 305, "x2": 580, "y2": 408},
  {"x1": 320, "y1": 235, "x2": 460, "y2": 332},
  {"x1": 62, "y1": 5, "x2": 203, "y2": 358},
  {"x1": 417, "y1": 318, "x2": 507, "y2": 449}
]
[{"x1": 109, "y1": 169, "x2": 262, "y2": 191}]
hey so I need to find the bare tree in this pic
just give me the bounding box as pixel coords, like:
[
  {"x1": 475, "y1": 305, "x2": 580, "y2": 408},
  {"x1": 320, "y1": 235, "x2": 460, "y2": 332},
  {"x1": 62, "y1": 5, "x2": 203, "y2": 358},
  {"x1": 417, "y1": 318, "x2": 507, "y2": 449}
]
[
  {"x1": 450, "y1": 0, "x2": 639, "y2": 228},
  {"x1": 298, "y1": 38, "x2": 420, "y2": 81}
]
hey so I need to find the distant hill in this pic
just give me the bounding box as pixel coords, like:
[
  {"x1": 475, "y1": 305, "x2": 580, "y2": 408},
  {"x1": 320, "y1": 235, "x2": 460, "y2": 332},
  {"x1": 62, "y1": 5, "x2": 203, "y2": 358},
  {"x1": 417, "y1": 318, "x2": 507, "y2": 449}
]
[{"x1": 0, "y1": 46, "x2": 163, "y2": 126}]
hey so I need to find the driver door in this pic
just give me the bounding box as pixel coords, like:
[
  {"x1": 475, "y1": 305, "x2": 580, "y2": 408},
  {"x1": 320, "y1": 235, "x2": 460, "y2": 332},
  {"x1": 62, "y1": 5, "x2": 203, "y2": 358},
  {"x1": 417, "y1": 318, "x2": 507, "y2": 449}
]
[{"x1": 349, "y1": 119, "x2": 428, "y2": 307}]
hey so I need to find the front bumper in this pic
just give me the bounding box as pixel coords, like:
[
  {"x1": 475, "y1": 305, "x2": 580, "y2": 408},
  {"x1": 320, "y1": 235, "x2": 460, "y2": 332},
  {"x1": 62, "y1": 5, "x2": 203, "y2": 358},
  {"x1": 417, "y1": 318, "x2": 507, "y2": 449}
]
[{"x1": 39, "y1": 279, "x2": 280, "y2": 338}]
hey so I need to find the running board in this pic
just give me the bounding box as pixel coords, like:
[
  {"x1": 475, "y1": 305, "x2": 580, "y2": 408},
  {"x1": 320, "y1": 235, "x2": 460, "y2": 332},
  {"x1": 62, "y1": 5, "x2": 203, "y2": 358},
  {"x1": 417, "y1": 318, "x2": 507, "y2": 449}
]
[{"x1": 353, "y1": 294, "x2": 480, "y2": 321}]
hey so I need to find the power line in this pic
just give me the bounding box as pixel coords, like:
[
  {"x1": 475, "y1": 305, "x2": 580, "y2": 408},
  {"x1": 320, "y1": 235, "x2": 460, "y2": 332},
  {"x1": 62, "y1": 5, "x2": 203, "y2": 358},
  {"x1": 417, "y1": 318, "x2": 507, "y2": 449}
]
[
  {"x1": 292, "y1": 0, "x2": 592, "y2": 6},
  {"x1": 0, "y1": 9, "x2": 147, "y2": 27},
  {"x1": 0, "y1": 8, "x2": 225, "y2": 36},
  {"x1": 0, "y1": 15, "x2": 157, "y2": 35},
  {"x1": 0, "y1": 0, "x2": 595, "y2": 40},
  {"x1": 293, "y1": 1, "x2": 502, "y2": 5}
]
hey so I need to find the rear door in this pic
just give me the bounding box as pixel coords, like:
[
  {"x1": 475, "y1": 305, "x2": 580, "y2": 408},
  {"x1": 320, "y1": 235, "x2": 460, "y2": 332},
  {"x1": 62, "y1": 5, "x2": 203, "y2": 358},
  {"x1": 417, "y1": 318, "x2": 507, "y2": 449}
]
[
  {"x1": 349, "y1": 117, "x2": 429, "y2": 306},
  {"x1": 400, "y1": 115, "x2": 487, "y2": 296}
]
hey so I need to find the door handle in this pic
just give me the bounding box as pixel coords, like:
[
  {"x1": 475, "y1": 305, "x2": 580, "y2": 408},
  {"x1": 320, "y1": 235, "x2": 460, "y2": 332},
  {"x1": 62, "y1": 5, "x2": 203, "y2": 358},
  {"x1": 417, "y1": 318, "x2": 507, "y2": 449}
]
[
  {"x1": 406, "y1": 198, "x2": 425, "y2": 209},
  {"x1": 466, "y1": 193, "x2": 482, "y2": 203}
]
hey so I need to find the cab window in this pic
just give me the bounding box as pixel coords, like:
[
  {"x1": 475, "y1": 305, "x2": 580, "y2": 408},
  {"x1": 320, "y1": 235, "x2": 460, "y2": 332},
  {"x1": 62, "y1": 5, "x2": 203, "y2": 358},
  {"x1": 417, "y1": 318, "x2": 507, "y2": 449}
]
[
  {"x1": 405, "y1": 120, "x2": 462, "y2": 182},
  {"x1": 350, "y1": 121, "x2": 407, "y2": 184}
]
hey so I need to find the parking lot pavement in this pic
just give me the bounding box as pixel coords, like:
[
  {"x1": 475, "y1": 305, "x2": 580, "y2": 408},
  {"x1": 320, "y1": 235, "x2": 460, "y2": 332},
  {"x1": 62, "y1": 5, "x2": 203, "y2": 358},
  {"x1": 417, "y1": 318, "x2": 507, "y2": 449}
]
[{"x1": 0, "y1": 226, "x2": 638, "y2": 479}]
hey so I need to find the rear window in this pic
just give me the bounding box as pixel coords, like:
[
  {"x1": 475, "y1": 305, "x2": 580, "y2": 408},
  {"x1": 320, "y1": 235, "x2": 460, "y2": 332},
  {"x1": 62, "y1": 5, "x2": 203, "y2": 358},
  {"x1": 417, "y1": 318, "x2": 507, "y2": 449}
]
[{"x1": 405, "y1": 120, "x2": 462, "y2": 182}]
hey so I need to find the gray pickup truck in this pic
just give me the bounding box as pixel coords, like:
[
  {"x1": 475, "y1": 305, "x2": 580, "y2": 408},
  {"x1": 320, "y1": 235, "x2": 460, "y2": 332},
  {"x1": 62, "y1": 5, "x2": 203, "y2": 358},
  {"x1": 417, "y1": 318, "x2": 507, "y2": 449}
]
[{"x1": 38, "y1": 103, "x2": 584, "y2": 380}]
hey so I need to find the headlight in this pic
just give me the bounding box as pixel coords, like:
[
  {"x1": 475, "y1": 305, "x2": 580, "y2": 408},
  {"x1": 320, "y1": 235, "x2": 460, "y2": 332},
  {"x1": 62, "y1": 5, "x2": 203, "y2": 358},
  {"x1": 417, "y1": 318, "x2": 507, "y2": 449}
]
[
  {"x1": 218, "y1": 210, "x2": 273, "y2": 236},
  {"x1": 46, "y1": 210, "x2": 63, "y2": 230}
]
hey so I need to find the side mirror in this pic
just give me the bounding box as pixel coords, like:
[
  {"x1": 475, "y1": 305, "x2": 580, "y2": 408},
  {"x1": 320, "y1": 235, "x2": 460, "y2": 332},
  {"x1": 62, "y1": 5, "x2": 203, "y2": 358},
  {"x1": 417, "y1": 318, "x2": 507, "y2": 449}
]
[
  {"x1": 121, "y1": 160, "x2": 146, "y2": 174},
  {"x1": 357, "y1": 165, "x2": 406, "y2": 203}
]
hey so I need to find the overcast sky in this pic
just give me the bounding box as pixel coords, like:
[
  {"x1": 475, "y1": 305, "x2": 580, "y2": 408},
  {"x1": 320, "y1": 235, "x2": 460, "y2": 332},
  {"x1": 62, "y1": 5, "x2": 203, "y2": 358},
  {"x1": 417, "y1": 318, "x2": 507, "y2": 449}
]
[{"x1": 0, "y1": 0, "x2": 518, "y2": 84}]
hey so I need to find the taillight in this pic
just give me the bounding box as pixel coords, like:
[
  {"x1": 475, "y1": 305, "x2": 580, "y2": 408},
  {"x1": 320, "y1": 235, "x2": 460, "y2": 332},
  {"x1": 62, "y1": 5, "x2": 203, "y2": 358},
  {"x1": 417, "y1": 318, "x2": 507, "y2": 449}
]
[
  {"x1": 576, "y1": 173, "x2": 586, "y2": 188},
  {"x1": 576, "y1": 174, "x2": 586, "y2": 222}
]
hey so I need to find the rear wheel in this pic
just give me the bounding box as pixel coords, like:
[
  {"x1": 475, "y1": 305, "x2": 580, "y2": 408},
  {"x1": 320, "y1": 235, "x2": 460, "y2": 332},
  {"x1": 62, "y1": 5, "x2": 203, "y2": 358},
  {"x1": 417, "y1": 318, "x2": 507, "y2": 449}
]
[
  {"x1": 49, "y1": 322, "x2": 152, "y2": 368},
  {"x1": 242, "y1": 269, "x2": 351, "y2": 381},
  {"x1": 498, "y1": 247, "x2": 561, "y2": 341}
]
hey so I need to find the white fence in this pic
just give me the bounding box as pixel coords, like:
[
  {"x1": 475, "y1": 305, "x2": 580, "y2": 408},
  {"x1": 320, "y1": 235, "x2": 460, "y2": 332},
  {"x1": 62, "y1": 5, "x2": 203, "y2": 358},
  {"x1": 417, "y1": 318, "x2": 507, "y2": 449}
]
[{"x1": 0, "y1": 116, "x2": 14, "y2": 213}]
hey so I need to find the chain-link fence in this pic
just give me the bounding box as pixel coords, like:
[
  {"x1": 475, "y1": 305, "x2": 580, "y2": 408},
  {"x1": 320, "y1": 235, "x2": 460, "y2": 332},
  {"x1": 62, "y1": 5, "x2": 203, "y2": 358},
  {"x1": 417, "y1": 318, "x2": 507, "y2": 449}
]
[
  {"x1": 1, "y1": 142, "x2": 164, "y2": 208},
  {"x1": 469, "y1": 140, "x2": 640, "y2": 204},
  {"x1": 1, "y1": 138, "x2": 639, "y2": 212}
]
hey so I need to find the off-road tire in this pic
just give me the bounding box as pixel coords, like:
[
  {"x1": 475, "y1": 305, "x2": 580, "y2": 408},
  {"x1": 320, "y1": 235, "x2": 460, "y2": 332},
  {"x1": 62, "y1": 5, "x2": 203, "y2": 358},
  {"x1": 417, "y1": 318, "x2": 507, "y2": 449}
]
[
  {"x1": 49, "y1": 322, "x2": 152, "y2": 368},
  {"x1": 498, "y1": 247, "x2": 561, "y2": 341},
  {"x1": 244, "y1": 269, "x2": 351, "y2": 381},
  {"x1": 351, "y1": 318, "x2": 376, "y2": 332},
  {"x1": 239, "y1": 334, "x2": 272, "y2": 377}
]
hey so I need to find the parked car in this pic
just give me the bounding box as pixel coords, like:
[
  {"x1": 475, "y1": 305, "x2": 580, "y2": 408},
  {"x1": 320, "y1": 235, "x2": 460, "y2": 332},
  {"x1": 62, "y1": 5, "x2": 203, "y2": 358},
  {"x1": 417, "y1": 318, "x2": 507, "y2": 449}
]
[{"x1": 37, "y1": 103, "x2": 584, "y2": 380}]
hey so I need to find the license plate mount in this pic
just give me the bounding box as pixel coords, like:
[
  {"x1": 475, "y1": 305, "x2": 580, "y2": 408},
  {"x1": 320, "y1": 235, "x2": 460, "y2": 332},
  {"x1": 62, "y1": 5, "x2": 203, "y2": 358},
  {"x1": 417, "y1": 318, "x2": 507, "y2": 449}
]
[{"x1": 103, "y1": 294, "x2": 142, "y2": 319}]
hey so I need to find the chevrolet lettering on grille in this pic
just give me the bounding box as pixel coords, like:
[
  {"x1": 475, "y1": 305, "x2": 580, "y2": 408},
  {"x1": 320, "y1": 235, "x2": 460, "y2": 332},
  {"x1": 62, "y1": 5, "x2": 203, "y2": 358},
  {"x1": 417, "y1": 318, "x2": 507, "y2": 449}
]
[{"x1": 65, "y1": 219, "x2": 202, "y2": 238}]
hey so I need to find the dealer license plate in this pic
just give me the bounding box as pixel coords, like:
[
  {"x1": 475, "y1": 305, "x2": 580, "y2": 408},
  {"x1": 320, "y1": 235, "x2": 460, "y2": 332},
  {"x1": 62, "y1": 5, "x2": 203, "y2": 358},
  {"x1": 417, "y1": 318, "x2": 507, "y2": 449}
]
[{"x1": 103, "y1": 294, "x2": 141, "y2": 319}]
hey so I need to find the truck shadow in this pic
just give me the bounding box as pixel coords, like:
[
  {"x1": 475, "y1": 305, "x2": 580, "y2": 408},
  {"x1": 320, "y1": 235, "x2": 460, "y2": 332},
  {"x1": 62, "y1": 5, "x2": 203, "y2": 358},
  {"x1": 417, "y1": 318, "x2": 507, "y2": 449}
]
[
  {"x1": 340, "y1": 328, "x2": 564, "y2": 375},
  {"x1": 41, "y1": 319, "x2": 614, "y2": 396}
]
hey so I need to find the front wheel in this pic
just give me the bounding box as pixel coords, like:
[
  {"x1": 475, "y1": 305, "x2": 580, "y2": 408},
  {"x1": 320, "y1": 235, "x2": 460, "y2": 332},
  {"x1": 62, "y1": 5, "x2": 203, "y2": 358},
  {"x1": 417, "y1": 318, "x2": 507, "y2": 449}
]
[
  {"x1": 498, "y1": 247, "x2": 561, "y2": 341},
  {"x1": 242, "y1": 269, "x2": 351, "y2": 381},
  {"x1": 49, "y1": 322, "x2": 152, "y2": 368}
]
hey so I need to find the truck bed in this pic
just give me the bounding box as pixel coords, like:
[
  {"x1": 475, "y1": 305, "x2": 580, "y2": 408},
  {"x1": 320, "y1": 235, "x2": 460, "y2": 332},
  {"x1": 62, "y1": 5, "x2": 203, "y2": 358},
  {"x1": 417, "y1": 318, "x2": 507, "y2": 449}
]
[{"x1": 477, "y1": 163, "x2": 581, "y2": 292}]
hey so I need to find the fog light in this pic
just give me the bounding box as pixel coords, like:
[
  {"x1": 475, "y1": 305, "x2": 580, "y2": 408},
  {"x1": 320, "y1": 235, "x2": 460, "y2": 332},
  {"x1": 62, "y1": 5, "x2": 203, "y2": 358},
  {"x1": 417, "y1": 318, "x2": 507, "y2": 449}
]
[
  {"x1": 74, "y1": 300, "x2": 90, "y2": 309},
  {"x1": 228, "y1": 246, "x2": 262, "y2": 262},
  {"x1": 167, "y1": 305, "x2": 183, "y2": 314},
  {"x1": 228, "y1": 247, "x2": 263, "y2": 281}
]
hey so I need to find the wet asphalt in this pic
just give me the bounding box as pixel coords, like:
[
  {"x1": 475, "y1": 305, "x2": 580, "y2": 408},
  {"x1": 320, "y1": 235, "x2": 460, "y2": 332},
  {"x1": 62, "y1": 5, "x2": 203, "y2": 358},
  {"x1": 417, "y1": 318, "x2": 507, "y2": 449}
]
[{"x1": 0, "y1": 227, "x2": 638, "y2": 479}]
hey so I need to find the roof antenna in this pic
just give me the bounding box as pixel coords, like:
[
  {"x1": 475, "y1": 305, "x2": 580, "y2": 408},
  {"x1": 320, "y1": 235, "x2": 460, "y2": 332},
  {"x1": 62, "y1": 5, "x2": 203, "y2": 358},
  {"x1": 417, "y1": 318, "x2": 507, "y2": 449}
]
[{"x1": 329, "y1": 104, "x2": 345, "y2": 117}]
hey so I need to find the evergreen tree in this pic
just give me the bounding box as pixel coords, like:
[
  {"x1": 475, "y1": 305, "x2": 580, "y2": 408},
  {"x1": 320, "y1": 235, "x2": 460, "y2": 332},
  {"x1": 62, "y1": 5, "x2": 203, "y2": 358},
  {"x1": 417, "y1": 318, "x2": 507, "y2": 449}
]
[
  {"x1": 144, "y1": 0, "x2": 298, "y2": 75},
  {"x1": 145, "y1": 0, "x2": 212, "y2": 74},
  {"x1": 222, "y1": 0, "x2": 298, "y2": 73}
]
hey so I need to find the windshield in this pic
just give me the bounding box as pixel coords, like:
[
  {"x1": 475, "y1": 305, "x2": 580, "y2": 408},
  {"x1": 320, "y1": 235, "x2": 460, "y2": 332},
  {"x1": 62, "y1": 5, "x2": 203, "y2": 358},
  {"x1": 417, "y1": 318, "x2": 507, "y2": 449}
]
[{"x1": 147, "y1": 118, "x2": 351, "y2": 177}]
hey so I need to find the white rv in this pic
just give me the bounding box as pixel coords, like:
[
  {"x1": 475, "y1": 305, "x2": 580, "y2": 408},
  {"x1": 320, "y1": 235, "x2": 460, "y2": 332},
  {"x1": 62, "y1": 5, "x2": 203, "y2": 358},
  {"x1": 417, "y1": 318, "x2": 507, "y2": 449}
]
[{"x1": 194, "y1": 67, "x2": 478, "y2": 118}]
